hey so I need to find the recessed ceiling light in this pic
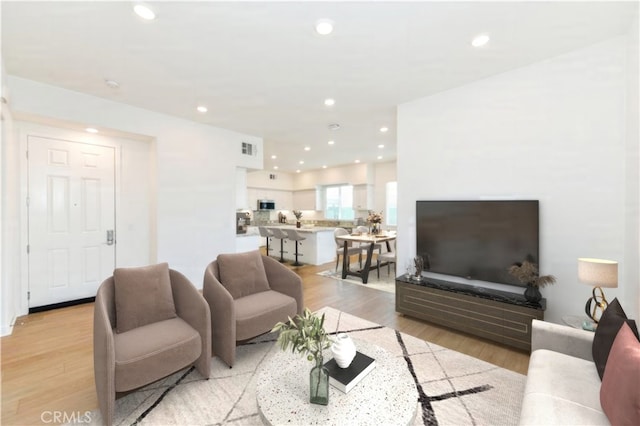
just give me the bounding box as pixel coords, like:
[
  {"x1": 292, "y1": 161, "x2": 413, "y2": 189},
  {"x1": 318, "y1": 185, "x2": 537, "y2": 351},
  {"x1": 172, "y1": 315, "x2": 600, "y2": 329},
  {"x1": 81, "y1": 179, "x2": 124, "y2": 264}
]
[
  {"x1": 377, "y1": 155, "x2": 383, "y2": 160},
  {"x1": 104, "y1": 79, "x2": 120, "y2": 89},
  {"x1": 196, "y1": 105, "x2": 208, "y2": 113},
  {"x1": 380, "y1": 126, "x2": 388, "y2": 133},
  {"x1": 299, "y1": 160, "x2": 304, "y2": 165},
  {"x1": 328, "y1": 140, "x2": 335, "y2": 145},
  {"x1": 85, "y1": 128, "x2": 99, "y2": 133},
  {"x1": 271, "y1": 155, "x2": 277, "y2": 159},
  {"x1": 328, "y1": 123, "x2": 341, "y2": 131},
  {"x1": 324, "y1": 98, "x2": 335, "y2": 106},
  {"x1": 378, "y1": 144, "x2": 384, "y2": 149},
  {"x1": 133, "y1": 4, "x2": 156, "y2": 20},
  {"x1": 273, "y1": 166, "x2": 279, "y2": 170},
  {"x1": 471, "y1": 34, "x2": 490, "y2": 47},
  {"x1": 355, "y1": 159, "x2": 360, "y2": 164},
  {"x1": 296, "y1": 169, "x2": 301, "y2": 173},
  {"x1": 322, "y1": 165, "x2": 327, "y2": 169},
  {"x1": 304, "y1": 146, "x2": 311, "y2": 151},
  {"x1": 315, "y1": 19, "x2": 334, "y2": 35}
]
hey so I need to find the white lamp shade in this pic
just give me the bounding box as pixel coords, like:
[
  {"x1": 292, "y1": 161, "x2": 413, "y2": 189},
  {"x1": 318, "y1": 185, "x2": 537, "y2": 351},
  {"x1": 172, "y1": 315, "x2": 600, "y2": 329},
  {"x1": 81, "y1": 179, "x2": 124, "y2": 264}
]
[{"x1": 578, "y1": 258, "x2": 618, "y2": 288}]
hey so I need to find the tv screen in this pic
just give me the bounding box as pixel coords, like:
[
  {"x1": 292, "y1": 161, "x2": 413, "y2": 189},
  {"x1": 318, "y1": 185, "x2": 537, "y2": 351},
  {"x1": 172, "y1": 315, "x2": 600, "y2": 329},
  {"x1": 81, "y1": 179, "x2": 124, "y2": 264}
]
[{"x1": 416, "y1": 200, "x2": 539, "y2": 287}]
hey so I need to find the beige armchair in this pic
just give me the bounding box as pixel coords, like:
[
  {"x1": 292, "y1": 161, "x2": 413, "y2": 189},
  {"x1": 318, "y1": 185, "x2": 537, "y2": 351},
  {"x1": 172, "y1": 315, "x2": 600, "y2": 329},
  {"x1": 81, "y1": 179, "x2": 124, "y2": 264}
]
[
  {"x1": 203, "y1": 250, "x2": 303, "y2": 367},
  {"x1": 94, "y1": 263, "x2": 211, "y2": 426}
]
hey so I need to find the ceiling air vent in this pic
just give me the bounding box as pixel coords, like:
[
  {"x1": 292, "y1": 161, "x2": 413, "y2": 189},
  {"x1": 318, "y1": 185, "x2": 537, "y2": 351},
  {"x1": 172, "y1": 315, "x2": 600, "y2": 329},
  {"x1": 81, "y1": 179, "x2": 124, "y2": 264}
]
[
  {"x1": 241, "y1": 142, "x2": 256, "y2": 156},
  {"x1": 269, "y1": 174, "x2": 277, "y2": 180}
]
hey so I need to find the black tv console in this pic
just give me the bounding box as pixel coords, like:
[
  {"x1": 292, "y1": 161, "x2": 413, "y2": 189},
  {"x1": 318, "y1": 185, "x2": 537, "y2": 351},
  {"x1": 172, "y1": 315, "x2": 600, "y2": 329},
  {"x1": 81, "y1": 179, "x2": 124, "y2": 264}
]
[{"x1": 396, "y1": 275, "x2": 545, "y2": 351}]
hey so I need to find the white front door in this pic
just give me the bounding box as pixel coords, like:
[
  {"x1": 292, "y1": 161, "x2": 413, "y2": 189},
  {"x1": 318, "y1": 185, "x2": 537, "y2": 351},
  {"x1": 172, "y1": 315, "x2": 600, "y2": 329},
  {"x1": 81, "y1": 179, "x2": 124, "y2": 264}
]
[{"x1": 28, "y1": 136, "x2": 116, "y2": 307}]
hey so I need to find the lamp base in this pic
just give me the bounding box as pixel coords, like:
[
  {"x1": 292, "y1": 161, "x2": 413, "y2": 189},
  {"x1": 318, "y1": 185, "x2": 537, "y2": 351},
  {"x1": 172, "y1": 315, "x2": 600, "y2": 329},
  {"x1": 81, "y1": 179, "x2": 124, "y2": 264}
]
[{"x1": 585, "y1": 286, "x2": 609, "y2": 323}]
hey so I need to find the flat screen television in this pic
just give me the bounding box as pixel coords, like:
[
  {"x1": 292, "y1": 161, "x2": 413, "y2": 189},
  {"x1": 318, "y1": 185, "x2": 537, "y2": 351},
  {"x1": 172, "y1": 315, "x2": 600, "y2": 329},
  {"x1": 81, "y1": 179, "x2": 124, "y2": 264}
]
[{"x1": 416, "y1": 200, "x2": 539, "y2": 287}]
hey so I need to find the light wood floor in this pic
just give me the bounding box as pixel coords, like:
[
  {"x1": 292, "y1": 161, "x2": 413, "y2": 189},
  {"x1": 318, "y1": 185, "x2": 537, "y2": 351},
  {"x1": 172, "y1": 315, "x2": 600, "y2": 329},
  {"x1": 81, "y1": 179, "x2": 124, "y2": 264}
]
[{"x1": 1, "y1": 259, "x2": 530, "y2": 425}]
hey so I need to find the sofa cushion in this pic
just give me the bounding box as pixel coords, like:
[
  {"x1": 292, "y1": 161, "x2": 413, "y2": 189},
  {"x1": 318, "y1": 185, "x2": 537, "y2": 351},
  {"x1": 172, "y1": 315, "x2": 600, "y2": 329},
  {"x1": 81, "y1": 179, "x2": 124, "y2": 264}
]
[
  {"x1": 592, "y1": 298, "x2": 639, "y2": 380},
  {"x1": 114, "y1": 262, "x2": 176, "y2": 333},
  {"x1": 234, "y1": 290, "x2": 297, "y2": 341},
  {"x1": 217, "y1": 250, "x2": 270, "y2": 299},
  {"x1": 114, "y1": 317, "x2": 201, "y2": 392},
  {"x1": 600, "y1": 322, "x2": 640, "y2": 425},
  {"x1": 519, "y1": 349, "x2": 609, "y2": 426}
]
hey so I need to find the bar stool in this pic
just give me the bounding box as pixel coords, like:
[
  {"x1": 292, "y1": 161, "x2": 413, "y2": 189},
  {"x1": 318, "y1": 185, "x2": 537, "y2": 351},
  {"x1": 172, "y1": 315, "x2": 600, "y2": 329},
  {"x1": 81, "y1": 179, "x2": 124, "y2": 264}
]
[
  {"x1": 284, "y1": 228, "x2": 306, "y2": 266},
  {"x1": 258, "y1": 226, "x2": 274, "y2": 257},
  {"x1": 269, "y1": 227, "x2": 288, "y2": 263}
]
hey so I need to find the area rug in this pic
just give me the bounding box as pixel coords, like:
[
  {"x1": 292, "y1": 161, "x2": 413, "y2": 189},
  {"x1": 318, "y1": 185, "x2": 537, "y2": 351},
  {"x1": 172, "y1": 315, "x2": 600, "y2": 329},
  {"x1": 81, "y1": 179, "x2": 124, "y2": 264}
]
[
  {"x1": 82, "y1": 307, "x2": 525, "y2": 426},
  {"x1": 317, "y1": 269, "x2": 396, "y2": 294}
]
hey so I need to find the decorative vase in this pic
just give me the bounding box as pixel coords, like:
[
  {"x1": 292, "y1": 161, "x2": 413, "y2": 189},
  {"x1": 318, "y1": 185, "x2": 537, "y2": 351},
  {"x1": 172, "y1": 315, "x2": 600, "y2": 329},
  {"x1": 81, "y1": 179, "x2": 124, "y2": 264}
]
[
  {"x1": 296, "y1": 221, "x2": 301, "y2": 228},
  {"x1": 331, "y1": 333, "x2": 356, "y2": 368},
  {"x1": 371, "y1": 223, "x2": 380, "y2": 235},
  {"x1": 524, "y1": 284, "x2": 542, "y2": 303},
  {"x1": 309, "y1": 354, "x2": 329, "y2": 405}
]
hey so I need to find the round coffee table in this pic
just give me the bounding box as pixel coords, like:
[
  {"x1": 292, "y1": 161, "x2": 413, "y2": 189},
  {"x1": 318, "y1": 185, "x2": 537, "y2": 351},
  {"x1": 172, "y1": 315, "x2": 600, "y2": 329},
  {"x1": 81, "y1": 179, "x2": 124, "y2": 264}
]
[{"x1": 256, "y1": 340, "x2": 418, "y2": 425}]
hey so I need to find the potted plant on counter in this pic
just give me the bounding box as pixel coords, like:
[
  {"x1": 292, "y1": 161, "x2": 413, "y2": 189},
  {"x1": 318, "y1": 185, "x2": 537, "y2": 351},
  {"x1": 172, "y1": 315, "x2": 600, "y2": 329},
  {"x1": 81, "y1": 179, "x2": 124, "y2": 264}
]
[
  {"x1": 293, "y1": 210, "x2": 303, "y2": 228},
  {"x1": 508, "y1": 260, "x2": 556, "y2": 303},
  {"x1": 272, "y1": 308, "x2": 332, "y2": 405}
]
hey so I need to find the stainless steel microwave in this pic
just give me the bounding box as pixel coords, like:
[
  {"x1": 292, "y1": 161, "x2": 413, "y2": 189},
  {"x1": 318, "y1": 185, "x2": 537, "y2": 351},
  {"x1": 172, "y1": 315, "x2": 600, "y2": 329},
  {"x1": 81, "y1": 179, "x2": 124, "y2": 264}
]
[{"x1": 257, "y1": 200, "x2": 275, "y2": 210}]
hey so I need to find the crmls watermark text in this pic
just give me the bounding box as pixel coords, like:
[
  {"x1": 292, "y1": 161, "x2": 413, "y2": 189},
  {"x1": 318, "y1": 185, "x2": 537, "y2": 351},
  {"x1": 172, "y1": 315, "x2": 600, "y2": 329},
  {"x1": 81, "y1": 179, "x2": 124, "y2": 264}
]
[{"x1": 40, "y1": 411, "x2": 92, "y2": 424}]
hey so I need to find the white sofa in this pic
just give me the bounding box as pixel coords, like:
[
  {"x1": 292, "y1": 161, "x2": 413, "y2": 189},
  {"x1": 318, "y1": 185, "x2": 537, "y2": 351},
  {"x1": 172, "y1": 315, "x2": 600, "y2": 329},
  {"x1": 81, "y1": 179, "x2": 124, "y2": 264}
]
[{"x1": 519, "y1": 319, "x2": 610, "y2": 425}]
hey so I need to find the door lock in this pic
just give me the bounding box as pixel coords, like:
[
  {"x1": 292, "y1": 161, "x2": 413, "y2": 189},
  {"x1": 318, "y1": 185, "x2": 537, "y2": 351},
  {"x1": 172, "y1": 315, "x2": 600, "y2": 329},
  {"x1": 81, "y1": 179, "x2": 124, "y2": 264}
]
[{"x1": 106, "y1": 230, "x2": 114, "y2": 246}]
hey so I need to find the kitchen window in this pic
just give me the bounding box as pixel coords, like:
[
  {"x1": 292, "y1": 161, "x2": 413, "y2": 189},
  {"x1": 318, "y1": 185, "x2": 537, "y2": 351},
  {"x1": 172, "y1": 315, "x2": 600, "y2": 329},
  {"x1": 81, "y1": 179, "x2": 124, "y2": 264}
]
[
  {"x1": 324, "y1": 185, "x2": 354, "y2": 220},
  {"x1": 386, "y1": 181, "x2": 397, "y2": 226}
]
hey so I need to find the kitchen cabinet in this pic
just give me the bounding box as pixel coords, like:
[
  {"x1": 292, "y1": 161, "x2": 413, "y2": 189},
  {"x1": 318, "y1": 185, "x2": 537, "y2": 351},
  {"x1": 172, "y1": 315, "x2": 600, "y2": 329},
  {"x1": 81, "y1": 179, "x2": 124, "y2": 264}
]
[
  {"x1": 292, "y1": 189, "x2": 318, "y2": 210},
  {"x1": 353, "y1": 184, "x2": 373, "y2": 210}
]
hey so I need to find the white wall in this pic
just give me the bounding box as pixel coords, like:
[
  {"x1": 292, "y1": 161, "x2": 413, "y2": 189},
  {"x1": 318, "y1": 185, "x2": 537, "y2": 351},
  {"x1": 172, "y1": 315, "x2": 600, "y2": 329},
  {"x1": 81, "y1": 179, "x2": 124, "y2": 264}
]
[
  {"x1": 373, "y1": 161, "x2": 397, "y2": 220},
  {"x1": 3, "y1": 77, "x2": 262, "y2": 326},
  {"x1": 625, "y1": 11, "x2": 640, "y2": 319},
  {"x1": 397, "y1": 36, "x2": 637, "y2": 323},
  {"x1": 1, "y1": 58, "x2": 18, "y2": 335}
]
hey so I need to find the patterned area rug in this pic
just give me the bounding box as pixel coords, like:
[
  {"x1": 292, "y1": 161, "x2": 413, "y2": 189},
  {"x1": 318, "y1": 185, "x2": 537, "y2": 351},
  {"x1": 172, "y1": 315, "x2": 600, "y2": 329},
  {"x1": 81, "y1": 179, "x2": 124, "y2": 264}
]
[
  {"x1": 317, "y1": 269, "x2": 396, "y2": 294},
  {"x1": 83, "y1": 307, "x2": 525, "y2": 426}
]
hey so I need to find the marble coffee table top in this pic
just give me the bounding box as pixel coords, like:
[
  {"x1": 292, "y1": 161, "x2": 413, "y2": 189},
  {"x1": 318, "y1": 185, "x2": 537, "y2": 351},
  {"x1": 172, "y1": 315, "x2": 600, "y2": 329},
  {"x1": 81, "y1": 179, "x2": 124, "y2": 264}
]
[{"x1": 256, "y1": 340, "x2": 418, "y2": 426}]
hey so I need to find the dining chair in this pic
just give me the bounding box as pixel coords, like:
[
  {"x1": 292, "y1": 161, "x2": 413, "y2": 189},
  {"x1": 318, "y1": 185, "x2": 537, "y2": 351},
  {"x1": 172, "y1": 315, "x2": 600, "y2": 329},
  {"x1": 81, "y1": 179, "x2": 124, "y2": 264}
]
[
  {"x1": 377, "y1": 239, "x2": 397, "y2": 278},
  {"x1": 334, "y1": 228, "x2": 362, "y2": 272}
]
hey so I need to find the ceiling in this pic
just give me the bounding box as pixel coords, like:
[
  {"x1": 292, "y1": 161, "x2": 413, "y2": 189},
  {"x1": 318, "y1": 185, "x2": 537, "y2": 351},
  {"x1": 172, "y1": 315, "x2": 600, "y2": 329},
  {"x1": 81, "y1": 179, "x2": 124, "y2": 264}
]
[{"x1": 2, "y1": 1, "x2": 635, "y2": 173}]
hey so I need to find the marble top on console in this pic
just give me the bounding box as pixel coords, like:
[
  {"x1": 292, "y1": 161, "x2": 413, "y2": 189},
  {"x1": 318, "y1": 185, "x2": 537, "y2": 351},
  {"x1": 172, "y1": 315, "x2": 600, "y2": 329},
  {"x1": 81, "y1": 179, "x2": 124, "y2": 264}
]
[{"x1": 396, "y1": 274, "x2": 546, "y2": 310}]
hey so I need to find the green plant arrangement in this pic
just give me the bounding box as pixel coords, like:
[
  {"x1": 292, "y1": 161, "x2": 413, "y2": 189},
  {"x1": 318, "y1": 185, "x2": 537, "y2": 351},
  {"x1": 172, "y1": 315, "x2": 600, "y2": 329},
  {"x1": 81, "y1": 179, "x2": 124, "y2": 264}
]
[
  {"x1": 272, "y1": 308, "x2": 332, "y2": 405},
  {"x1": 292, "y1": 210, "x2": 303, "y2": 220},
  {"x1": 508, "y1": 260, "x2": 556, "y2": 303}
]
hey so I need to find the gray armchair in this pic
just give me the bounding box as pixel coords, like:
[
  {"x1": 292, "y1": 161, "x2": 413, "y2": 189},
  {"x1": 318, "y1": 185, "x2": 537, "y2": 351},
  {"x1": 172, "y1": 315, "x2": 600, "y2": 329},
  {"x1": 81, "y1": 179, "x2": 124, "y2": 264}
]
[
  {"x1": 203, "y1": 250, "x2": 303, "y2": 367},
  {"x1": 94, "y1": 264, "x2": 211, "y2": 426}
]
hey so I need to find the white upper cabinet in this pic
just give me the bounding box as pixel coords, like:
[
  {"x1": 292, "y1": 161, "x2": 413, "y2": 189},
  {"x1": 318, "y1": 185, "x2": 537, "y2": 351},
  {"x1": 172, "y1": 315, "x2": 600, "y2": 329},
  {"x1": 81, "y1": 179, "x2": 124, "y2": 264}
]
[
  {"x1": 353, "y1": 184, "x2": 373, "y2": 210},
  {"x1": 293, "y1": 189, "x2": 318, "y2": 210}
]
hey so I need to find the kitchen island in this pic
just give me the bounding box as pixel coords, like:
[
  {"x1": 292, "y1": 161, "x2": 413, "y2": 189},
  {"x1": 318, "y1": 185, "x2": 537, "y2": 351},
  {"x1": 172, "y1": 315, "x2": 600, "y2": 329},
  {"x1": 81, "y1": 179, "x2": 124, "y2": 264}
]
[{"x1": 261, "y1": 225, "x2": 336, "y2": 266}]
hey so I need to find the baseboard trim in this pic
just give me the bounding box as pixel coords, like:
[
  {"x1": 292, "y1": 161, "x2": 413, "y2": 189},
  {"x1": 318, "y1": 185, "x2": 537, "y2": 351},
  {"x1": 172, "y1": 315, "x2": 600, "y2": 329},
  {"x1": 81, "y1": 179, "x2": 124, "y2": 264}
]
[{"x1": 29, "y1": 297, "x2": 95, "y2": 314}]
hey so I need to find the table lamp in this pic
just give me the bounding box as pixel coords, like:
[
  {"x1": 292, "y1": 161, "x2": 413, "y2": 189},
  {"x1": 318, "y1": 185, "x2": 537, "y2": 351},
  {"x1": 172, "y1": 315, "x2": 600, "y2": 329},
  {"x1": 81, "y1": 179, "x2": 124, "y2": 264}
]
[{"x1": 578, "y1": 258, "x2": 618, "y2": 323}]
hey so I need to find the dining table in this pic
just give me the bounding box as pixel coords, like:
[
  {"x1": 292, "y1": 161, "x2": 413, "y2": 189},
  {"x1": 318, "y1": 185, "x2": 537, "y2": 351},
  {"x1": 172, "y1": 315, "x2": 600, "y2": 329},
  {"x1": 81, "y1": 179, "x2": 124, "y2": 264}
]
[{"x1": 335, "y1": 232, "x2": 396, "y2": 284}]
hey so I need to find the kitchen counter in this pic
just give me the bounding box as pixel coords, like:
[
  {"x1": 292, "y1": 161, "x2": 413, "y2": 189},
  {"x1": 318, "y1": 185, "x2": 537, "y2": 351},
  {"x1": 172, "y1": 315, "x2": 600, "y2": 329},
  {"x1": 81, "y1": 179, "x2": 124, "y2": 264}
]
[{"x1": 260, "y1": 225, "x2": 336, "y2": 265}]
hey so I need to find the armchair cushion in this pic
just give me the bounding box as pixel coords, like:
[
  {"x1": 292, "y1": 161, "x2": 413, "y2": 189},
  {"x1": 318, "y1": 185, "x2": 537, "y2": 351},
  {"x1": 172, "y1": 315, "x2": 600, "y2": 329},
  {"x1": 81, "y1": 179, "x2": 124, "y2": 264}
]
[
  {"x1": 234, "y1": 290, "x2": 297, "y2": 341},
  {"x1": 217, "y1": 250, "x2": 270, "y2": 299},
  {"x1": 592, "y1": 298, "x2": 639, "y2": 380},
  {"x1": 600, "y1": 322, "x2": 640, "y2": 425},
  {"x1": 113, "y1": 317, "x2": 201, "y2": 392},
  {"x1": 114, "y1": 262, "x2": 176, "y2": 333}
]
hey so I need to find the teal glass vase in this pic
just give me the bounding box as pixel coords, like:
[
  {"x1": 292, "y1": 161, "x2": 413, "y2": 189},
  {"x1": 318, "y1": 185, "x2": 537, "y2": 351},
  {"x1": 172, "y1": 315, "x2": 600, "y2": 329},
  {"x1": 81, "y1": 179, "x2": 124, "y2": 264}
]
[{"x1": 309, "y1": 355, "x2": 329, "y2": 405}]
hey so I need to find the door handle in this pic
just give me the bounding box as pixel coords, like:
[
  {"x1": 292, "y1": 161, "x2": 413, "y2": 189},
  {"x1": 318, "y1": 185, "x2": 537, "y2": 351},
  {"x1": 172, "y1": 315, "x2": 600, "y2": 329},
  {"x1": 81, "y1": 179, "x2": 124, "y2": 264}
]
[{"x1": 106, "y1": 230, "x2": 114, "y2": 246}]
